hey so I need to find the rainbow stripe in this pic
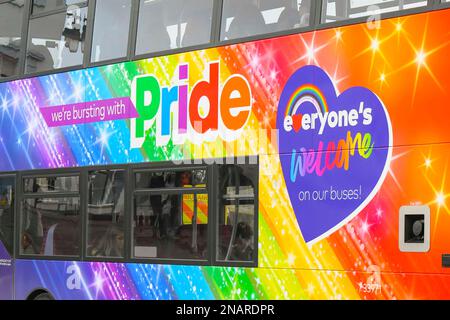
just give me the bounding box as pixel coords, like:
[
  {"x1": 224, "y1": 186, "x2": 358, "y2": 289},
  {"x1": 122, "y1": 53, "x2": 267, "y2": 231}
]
[{"x1": 285, "y1": 84, "x2": 329, "y2": 117}]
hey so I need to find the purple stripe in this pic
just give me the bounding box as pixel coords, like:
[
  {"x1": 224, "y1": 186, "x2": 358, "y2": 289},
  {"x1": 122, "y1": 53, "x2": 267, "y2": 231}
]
[{"x1": 40, "y1": 97, "x2": 139, "y2": 127}]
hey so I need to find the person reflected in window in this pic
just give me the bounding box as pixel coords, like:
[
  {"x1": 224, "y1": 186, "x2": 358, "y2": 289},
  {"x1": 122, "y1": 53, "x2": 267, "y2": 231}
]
[
  {"x1": 276, "y1": 0, "x2": 300, "y2": 32},
  {"x1": 230, "y1": 221, "x2": 254, "y2": 261},
  {"x1": 160, "y1": 173, "x2": 176, "y2": 239},
  {"x1": 24, "y1": 203, "x2": 44, "y2": 253},
  {"x1": 226, "y1": 0, "x2": 267, "y2": 40},
  {"x1": 276, "y1": 0, "x2": 310, "y2": 32},
  {"x1": 62, "y1": 9, "x2": 82, "y2": 53},
  {"x1": 90, "y1": 225, "x2": 124, "y2": 257},
  {"x1": 21, "y1": 232, "x2": 36, "y2": 255},
  {"x1": 149, "y1": 173, "x2": 165, "y2": 237},
  {"x1": 179, "y1": 171, "x2": 191, "y2": 187},
  {"x1": 298, "y1": 0, "x2": 311, "y2": 26}
]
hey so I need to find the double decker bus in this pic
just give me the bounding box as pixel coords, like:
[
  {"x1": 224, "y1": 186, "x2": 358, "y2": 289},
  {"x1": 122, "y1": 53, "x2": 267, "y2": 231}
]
[{"x1": 1, "y1": 0, "x2": 450, "y2": 300}]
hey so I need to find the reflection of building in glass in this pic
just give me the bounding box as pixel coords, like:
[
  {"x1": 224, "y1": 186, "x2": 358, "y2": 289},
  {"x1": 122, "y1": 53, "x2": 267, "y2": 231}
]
[
  {"x1": 323, "y1": 0, "x2": 427, "y2": 22},
  {"x1": 0, "y1": 1, "x2": 24, "y2": 77}
]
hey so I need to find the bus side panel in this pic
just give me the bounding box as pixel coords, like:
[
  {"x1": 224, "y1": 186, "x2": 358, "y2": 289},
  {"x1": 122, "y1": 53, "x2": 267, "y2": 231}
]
[
  {"x1": 14, "y1": 260, "x2": 142, "y2": 300},
  {"x1": 0, "y1": 243, "x2": 13, "y2": 300},
  {"x1": 11, "y1": 259, "x2": 450, "y2": 300},
  {"x1": 260, "y1": 143, "x2": 450, "y2": 275},
  {"x1": 14, "y1": 260, "x2": 91, "y2": 300}
]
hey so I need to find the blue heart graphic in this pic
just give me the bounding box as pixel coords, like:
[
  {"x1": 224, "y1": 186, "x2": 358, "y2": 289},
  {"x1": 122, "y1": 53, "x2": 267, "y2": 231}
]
[{"x1": 276, "y1": 65, "x2": 392, "y2": 245}]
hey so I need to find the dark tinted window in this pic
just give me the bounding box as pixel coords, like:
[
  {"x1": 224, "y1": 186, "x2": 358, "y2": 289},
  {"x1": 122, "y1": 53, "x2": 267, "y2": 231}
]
[
  {"x1": 0, "y1": 1, "x2": 25, "y2": 78},
  {"x1": 135, "y1": 0, "x2": 214, "y2": 55},
  {"x1": 21, "y1": 197, "x2": 80, "y2": 256},
  {"x1": 87, "y1": 170, "x2": 125, "y2": 258},
  {"x1": 0, "y1": 177, "x2": 15, "y2": 254},
  {"x1": 221, "y1": 0, "x2": 311, "y2": 41},
  {"x1": 91, "y1": 0, "x2": 132, "y2": 63}
]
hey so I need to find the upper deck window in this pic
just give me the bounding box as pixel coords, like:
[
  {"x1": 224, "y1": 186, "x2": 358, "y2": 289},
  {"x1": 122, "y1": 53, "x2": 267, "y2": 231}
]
[
  {"x1": 220, "y1": 0, "x2": 311, "y2": 41},
  {"x1": 322, "y1": 0, "x2": 427, "y2": 23},
  {"x1": 90, "y1": 0, "x2": 132, "y2": 63},
  {"x1": 135, "y1": 0, "x2": 214, "y2": 56},
  {"x1": 26, "y1": 2, "x2": 89, "y2": 74},
  {"x1": 0, "y1": 1, "x2": 25, "y2": 78}
]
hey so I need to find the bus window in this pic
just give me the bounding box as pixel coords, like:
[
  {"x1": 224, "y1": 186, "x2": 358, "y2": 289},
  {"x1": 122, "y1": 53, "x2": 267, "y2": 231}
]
[
  {"x1": 217, "y1": 164, "x2": 257, "y2": 263},
  {"x1": 134, "y1": 193, "x2": 208, "y2": 260},
  {"x1": 220, "y1": 0, "x2": 311, "y2": 41},
  {"x1": 23, "y1": 175, "x2": 79, "y2": 193},
  {"x1": 133, "y1": 168, "x2": 208, "y2": 261},
  {"x1": 322, "y1": 0, "x2": 427, "y2": 23},
  {"x1": 26, "y1": 5, "x2": 89, "y2": 74},
  {"x1": 135, "y1": 169, "x2": 206, "y2": 189},
  {"x1": 0, "y1": 1, "x2": 25, "y2": 78},
  {"x1": 87, "y1": 170, "x2": 125, "y2": 258},
  {"x1": 0, "y1": 177, "x2": 15, "y2": 255},
  {"x1": 20, "y1": 197, "x2": 80, "y2": 257},
  {"x1": 135, "y1": 0, "x2": 214, "y2": 56},
  {"x1": 90, "y1": 0, "x2": 132, "y2": 63},
  {"x1": 179, "y1": 0, "x2": 214, "y2": 48}
]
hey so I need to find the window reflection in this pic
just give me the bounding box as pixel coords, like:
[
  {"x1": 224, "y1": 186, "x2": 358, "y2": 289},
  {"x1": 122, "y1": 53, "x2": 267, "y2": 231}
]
[
  {"x1": 0, "y1": 1, "x2": 24, "y2": 78},
  {"x1": 23, "y1": 176, "x2": 79, "y2": 193},
  {"x1": 322, "y1": 0, "x2": 427, "y2": 22},
  {"x1": 134, "y1": 193, "x2": 208, "y2": 260},
  {"x1": 221, "y1": 0, "x2": 311, "y2": 41},
  {"x1": 135, "y1": 169, "x2": 206, "y2": 189},
  {"x1": 135, "y1": 0, "x2": 213, "y2": 56},
  {"x1": 0, "y1": 177, "x2": 15, "y2": 254},
  {"x1": 133, "y1": 168, "x2": 208, "y2": 260},
  {"x1": 26, "y1": 6, "x2": 88, "y2": 74},
  {"x1": 21, "y1": 197, "x2": 80, "y2": 256},
  {"x1": 32, "y1": 0, "x2": 87, "y2": 15},
  {"x1": 91, "y1": 0, "x2": 131, "y2": 63},
  {"x1": 87, "y1": 170, "x2": 125, "y2": 258},
  {"x1": 217, "y1": 164, "x2": 257, "y2": 262}
]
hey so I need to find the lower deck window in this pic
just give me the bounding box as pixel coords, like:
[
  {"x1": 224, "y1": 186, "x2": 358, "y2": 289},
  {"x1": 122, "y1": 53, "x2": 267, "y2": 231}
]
[
  {"x1": 0, "y1": 176, "x2": 15, "y2": 255},
  {"x1": 217, "y1": 164, "x2": 257, "y2": 263},
  {"x1": 134, "y1": 193, "x2": 208, "y2": 260},
  {"x1": 87, "y1": 170, "x2": 125, "y2": 258},
  {"x1": 21, "y1": 197, "x2": 80, "y2": 256},
  {"x1": 12, "y1": 159, "x2": 258, "y2": 266},
  {"x1": 133, "y1": 168, "x2": 208, "y2": 261}
]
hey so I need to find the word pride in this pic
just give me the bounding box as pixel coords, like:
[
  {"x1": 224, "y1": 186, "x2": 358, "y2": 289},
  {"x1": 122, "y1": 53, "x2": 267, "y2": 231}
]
[{"x1": 131, "y1": 62, "x2": 252, "y2": 148}]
